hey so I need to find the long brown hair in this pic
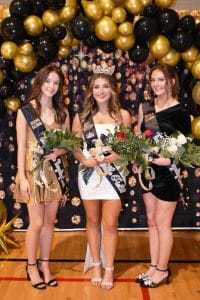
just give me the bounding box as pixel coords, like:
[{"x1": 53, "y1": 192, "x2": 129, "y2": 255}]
[
  {"x1": 28, "y1": 65, "x2": 66, "y2": 124},
  {"x1": 80, "y1": 73, "x2": 122, "y2": 124},
  {"x1": 149, "y1": 64, "x2": 180, "y2": 99}
]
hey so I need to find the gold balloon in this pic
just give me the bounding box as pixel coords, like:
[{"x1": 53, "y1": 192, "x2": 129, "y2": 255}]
[
  {"x1": 192, "y1": 82, "x2": 200, "y2": 105},
  {"x1": 58, "y1": 45, "x2": 72, "y2": 57},
  {"x1": 185, "y1": 61, "x2": 193, "y2": 70},
  {"x1": 144, "y1": 51, "x2": 155, "y2": 64},
  {"x1": 42, "y1": 9, "x2": 61, "y2": 28},
  {"x1": 195, "y1": 16, "x2": 200, "y2": 25},
  {"x1": 192, "y1": 116, "x2": 200, "y2": 139},
  {"x1": 24, "y1": 15, "x2": 43, "y2": 36},
  {"x1": 118, "y1": 21, "x2": 133, "y2": 36},
  {"x1": 60, "y1": 5, "x2": 77, "y2": 23},
  {"x1": 124, "y1": 0, "x2": 144, "y2": 15},
  {"x1": 114, "y1": 34, "x2": 135, "y2": 50},
  {"x1": 60, "y1": 31, "x2": 73, "y2": 46},
  {"x1": 159, "y1": 48, "x2": 180, "y2": 66},
  {"x1": 155, "y1": 0, "x2": 175, "y2": 8},
  {"x1": 4, "y1": 97, "x2": 21, "y2": 112},
  {"x1": 98, "y1": 0, "x2": 116, "y2": 16},
  {"x1": 71, "y1": 38, "x2": 80, "y2": 46},
  {"x1": 112, "y1": 7, "x2": 127, "y2": 23},
  {"x1": 18, "y1": 42, "x2": 33, "y2": 56},
  {"x1": 65, "y1": 0, "x2": 78, "y2": 9},
  {"x1": 1, "y1": 41, "x2": 18, "y2": 59},
  {"x1": 149, "y1": 35, "x2": 170, "y2": 59},
  {"x1": 2, "y1": 7, "x2": 10, "y2": 19},
  {"x1": 14, "y1": 54, "x2": 37, "y2": 73},
  {"x1": 181, "y1": 46, "x2": 199, "y2": 63},
  {"x1": 95, "y1": 16, "x2": 118, "y2": 41},
  {"x1": 0, "y1": 70, "x2": 4, "y2": 85},
  {"x1": 82, "y1": 1, "x2": 103, "y2": 20},
  {"x1": 191, "y1": 59, "x2": 200, "y2": 80},
  {"x1": 141, "y1": 0, "x2": 152, "y2": 7}
]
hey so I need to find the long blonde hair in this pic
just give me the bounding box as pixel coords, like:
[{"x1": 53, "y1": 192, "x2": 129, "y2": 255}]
[{"x1": 80, "y1": 73, "x2": 122, "y2": 124}]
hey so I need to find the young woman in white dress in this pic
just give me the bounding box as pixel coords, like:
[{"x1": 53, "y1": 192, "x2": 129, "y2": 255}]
[{"x1": 72, "y1": 70, "x2": 131, "y2": 290}]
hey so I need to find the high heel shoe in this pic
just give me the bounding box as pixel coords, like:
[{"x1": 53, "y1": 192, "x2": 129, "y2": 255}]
[
  {"x1": 91, "y1": 261, "x2": 102, "y2": 287},
  {"x1": 135, "y1": 264, "x2": 156, "y2": 283},
  {"x1": 26, "y1": 262, "x2": 46, "y2": 290},
  {"x1": 38, "y1": 259, "x2": 58, "y2": 287},
  {"x1": 140, "y1": 267, "x2": 171, "y2": 288},
  {"x1": 101, "y1": 266, "x2": 114, "y2": 290}
]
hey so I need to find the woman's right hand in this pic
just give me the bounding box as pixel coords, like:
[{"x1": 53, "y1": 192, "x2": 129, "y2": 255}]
[
  {"x1": 20, "y1": 178, "x2": 30, "y2": 199},
  {"x1": 81, "y1": 158, "x2": 98, "y2": 168}
]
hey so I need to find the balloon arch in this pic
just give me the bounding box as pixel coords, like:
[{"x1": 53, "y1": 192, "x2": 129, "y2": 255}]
[{"x1": 0, "y1": 0, "x2": 200, "y2": 230}]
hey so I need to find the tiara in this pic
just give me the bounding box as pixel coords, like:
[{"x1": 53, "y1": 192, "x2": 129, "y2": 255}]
[{"x1": 92, "y1": 63, "x2": 115, "y2": 76}]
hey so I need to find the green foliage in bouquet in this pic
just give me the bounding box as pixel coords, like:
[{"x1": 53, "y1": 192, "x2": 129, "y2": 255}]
[{"x1": 108, "y1": 127, "x2": 152, "y2": 170}]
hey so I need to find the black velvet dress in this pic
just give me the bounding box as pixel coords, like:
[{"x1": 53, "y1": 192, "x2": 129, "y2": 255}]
[{"x1": 141, "y1": 103, "x2": 191, "y2": 201}]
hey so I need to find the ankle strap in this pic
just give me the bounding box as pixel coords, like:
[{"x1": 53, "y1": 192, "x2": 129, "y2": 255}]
[
  {"x1": 93, "y1": 261, "x2": 101, "y2": 267},
  {"x1": 105, "y1": 266, "x2": 114, "y2": 271},
  {"x1": 39, "y1": 258, "x2": 49, "y2": 262},
  {"x1": 156, "y1": 267, "x2": 168, "y2": 272},
  {"x1": 27, "y1": 262, "x2": 37, "y2": 266},
  {"x1": 150, "y1": 264, "x2": 157, "y2": 267}
]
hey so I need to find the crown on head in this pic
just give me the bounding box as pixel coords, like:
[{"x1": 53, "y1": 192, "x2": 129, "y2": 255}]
[{"x1": 92, "y1": 62, "x2": 115, "y2": 76}]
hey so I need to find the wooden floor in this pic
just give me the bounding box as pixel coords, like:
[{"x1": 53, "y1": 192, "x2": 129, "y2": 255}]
[{"x1": 0, "y1": 230, "x2": 200, "y2": 300}]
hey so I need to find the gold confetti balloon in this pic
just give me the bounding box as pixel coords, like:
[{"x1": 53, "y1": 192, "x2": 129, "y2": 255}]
[{"x1": 192, "y1": 116, "x2": 200, "y2": 139}]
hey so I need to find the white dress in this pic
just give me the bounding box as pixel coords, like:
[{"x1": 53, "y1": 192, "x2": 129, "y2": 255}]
[{"x1": 78, "y1": 124, "x2": 125, "y2": 200}]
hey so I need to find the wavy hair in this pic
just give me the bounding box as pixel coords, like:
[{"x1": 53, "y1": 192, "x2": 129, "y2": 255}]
[
  {"x1": 149, "y1": 64, "x2": 180, "y2": 99},
  {"x1": 80, "y1": 73, "x2": 122, "y2": 125},
  {"x1": 28, "y1": 65, "x2": 66, "y2": 124}
]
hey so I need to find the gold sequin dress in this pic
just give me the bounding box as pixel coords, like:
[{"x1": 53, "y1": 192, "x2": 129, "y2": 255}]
[{"x1": 14, "y1": 121, "x2": 69, "y2": 205}]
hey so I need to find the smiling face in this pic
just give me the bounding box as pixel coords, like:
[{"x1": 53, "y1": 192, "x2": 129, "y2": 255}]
[
  {"x1": 92, "y1": 77, "x2": 112, "y2": 105},
  {"x1": 150, "y1": 69, "x2": 168, "y2": 97},
  {"x1": 41, "y1": 71, "x2": 60, "y2": 99}
]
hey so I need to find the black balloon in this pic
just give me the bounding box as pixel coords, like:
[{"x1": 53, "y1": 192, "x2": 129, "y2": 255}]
[
  {"x1": 128, "y1": 44, "x2": 149, "y2": 63},
  {"x1": 179, "y1": 15, "x2": 196, "y2": 32},
  {"x1": 170, "y1": 31, "x2": 193, "y2": 52},
  {"x1": 0, "y1": 80, "x2": 14, "y2": 98},
  {"x1": 143, "y1": 4, "x2": 160, "y2": 18},
  {"x1": 158, "y1": 9, "x2": 179, "y2": 35},
  {"x1": 100, "y1": 41, "x2": 115, "y2": 53},
  {"x1": 134, "y1": 17, "x2": 158, "y2": 43},
  {"x1": 192, "y1": 24, "x2": 200, "y2": 49},
  {"x1": 44, "y1": 0, "x2": 65, "y2": 9},
  {"x1": 29, "y1": 0, "x2": 47, "y2": 16},
  {"x1": 0, "y1": 17, "x2": 26, "y2": 42},
  {"x1": 7, "y1": 67, "x2": 27, "y2": 81},
  {"x1": 70, "y1": 16, "x2": 93, "y2": 41},
  {"x1": 37, "y1": 37, "x2": 58, "y2": 60},
  {"x1": 0, "y1": 100, "x2": 6, "y2": 118},
  {"x1": 51, "y1": 25, "x2": 66, "y2": 40},
  {"x1": 183, "y1": 74, "x2": 198, "y2": 95},
  {"x1": 9, "y1": 0, "x2": 31, "y2": 19},
  {"x1": 84, "y1": 33, "x2": 100, "y2": 48},
  {"x1": 0, "y1": 56, "x2": 14, "y2": 71}
]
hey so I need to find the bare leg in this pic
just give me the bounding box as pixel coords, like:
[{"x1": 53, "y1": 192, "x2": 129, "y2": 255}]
[
  {"x1": 101, "y1": 199, "x2": 121, "y2": 290},
  {"x1": 39, "y1": 201, "x2": 59, "y2": 284},
  {"x1": 143, "y1": 193, "x2": 159, "y2": 276},
  {"x1": 26, "y1": 204, "x2": 44, "y2": 285},
  {"x1": 83, "y1": 200, "x2": 102, "y2": 286},
  {"x1": 149, "y1": 199, "x2": 177, "y2": 283}
]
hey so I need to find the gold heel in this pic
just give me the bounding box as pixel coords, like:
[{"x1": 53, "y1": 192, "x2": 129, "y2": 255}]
[
  {"x1": 91, "y1": 261, "x2": 102, "y2": 287},
  {"x1": 101, "y1": 266, "x2": 114, "y2": 290}
]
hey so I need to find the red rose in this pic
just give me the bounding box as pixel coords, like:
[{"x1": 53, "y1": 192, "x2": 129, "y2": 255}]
[
  {"x1": 144, "y1": 128, "x2": 153, "y2": 138},
  {"x1": 115, "y1": 131, "x2": 126, "y2": 141}
]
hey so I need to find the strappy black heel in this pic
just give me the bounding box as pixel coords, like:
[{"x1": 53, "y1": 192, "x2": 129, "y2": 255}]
[
  {"x1": 38, "y1": 259, "x2": 58, "y2": 287},
  {"x1": 26, "y1": 262, "x2": 46, "y2": 290},
  {"x1": 135, "y1": 264, "x2": 157, "y2": 283},
  {"x1": 140, "y1": 267, "x2": 171, "y2": 288}
]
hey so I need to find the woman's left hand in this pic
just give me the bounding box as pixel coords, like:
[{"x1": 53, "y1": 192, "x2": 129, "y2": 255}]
[
  {"x1": 60, "y1": 194, "x2": 69, "y2": 207},
  {"x1": 101, "y1": 151, "x2": 119, "y2": 164},
  {"x1": 151, "y1": 156, "x2": 171, "y2": 166},
  {"x1": 44, "y1": 148, "x2": 66, "y2": 161}
]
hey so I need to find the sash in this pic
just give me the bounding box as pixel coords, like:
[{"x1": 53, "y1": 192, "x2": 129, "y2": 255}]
[
  {"x1": 21, "y1": 103, "x2": 68, "y2": 195},
  {"x1": 81, "y1": 113, "x2": 127, "y2": 199}
]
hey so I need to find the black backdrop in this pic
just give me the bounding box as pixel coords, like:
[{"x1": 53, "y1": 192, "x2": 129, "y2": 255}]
[{"x1": 0, "y1": 45, "x2": 200, "y2": 230}]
